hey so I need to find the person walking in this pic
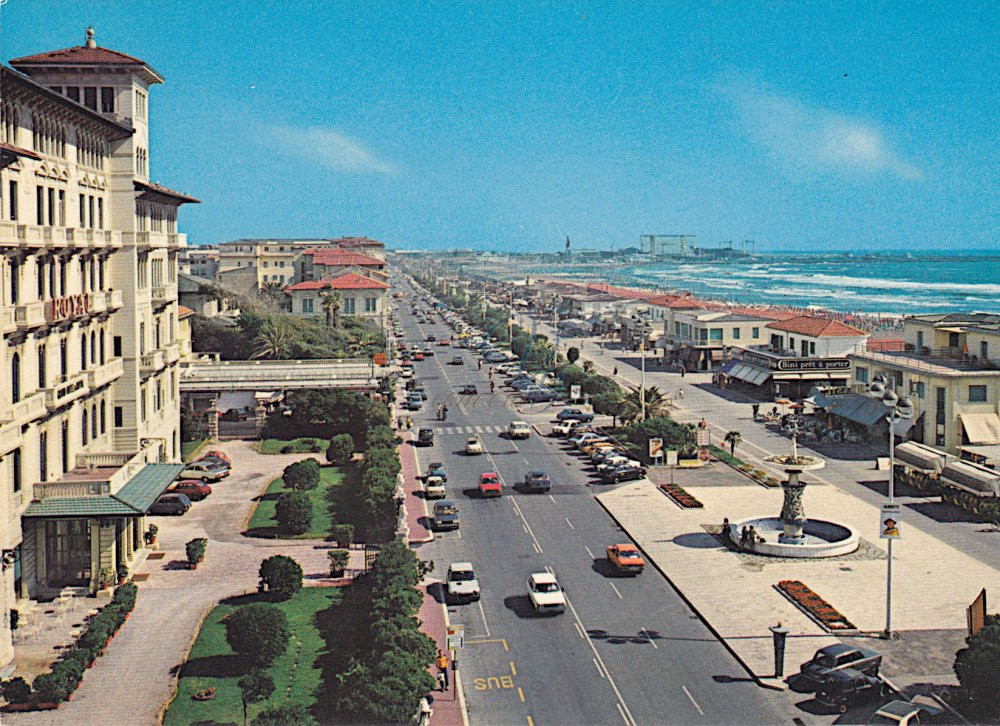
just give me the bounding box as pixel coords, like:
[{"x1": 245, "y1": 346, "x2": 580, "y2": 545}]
[
  {"x1": 490, "y1": 380, "x2": 495, "y2": 393},
  {"x1": 478, "y1": 359, "x2": 482, "y2": 370},
  {"x1": 436, "y1": 650, "x2": 450, "y2": 690},
  {"x1": 406, "y1": 417, "x2": 412, "y2": 430},
  {"x1": 613, "y1": 366, "x2": 618, "y2": 376}
]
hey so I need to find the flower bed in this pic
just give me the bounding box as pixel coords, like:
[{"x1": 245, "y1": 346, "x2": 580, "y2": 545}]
[
  {"x1": 776, "y1": 580, "x2": 856, "y2": 631},
  {"x1": 0, "y1": 583, "x2": 139, "y2": 711},
  {"x1": 657, "y1": 482, "x2": 703, "y2": 508}
]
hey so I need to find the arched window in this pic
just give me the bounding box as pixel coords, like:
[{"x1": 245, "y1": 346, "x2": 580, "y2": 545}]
[
  {"x1": 11, "y1": 352, "x2": 20, "y2": 403},
  {"x1": 99, "y1": 331, "x2": 105, "y2": 364},
  {"x1": 38, "y1": 344, "x2": 46, "y2": 388},
  {"x1": 90, "y1": 331, "x2": 96, "y2": 364},
  {"x1": 81, "y1": 334, "x2": 88, "y2": 371},
  {"x1": 82, "y1": 408, "x2": 88, "y2": 445},
  {"x1": 91, "y1": 403, "x2": 97, "y2": 439},
  {"x1": 100, "y1": 400, "x2": 106, "y2": 433}
]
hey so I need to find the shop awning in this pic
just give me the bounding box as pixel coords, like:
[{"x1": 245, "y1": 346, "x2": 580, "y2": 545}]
[
  {"x1": 827, "y1": 395, "x2": 889, "y2": 427},
  {"x1": 894, "y1": 442, "x2": 955, "y2": 473},
  {"x1": 720, "y1": 360, "x2": 740, "y2": 375},
  {"x1": 940, "y1": 460, "x2": 1000, "y2": 497},
  {"x1": 24, "y1": 463, "x2": 184, "y2": 518},
  {"x1": 959, "y1": 444, "x2": 1000, "y2": 466},
  {"x1": 959, "y1": 413, "x2": 1000, "y2": 445}
]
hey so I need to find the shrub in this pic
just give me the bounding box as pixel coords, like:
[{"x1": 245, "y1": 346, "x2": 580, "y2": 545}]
[
  {"x1": 185, "y1": 537, "x2": 208, "y2": 566},
  {"x1": 258, "y1": 555, "x2": 303, "y2": 600},
  {"x1": 1, "y1": 677, "x2": 31, "y2": 704},
  {"x1": 326, "y1": 433, "x2": 355, "y2": 465},
  {"x1": 275, "y1": 492, "x2": 312, "y2": 534},
  {"x1": 332, "y1": 523, "x2": 354, "y2": 546},
  {"x1": 32, "y1": 672, "x2": 65, "y2": 704},
  {"x1": 113, "y1": 583, "x2": 138, "y2": 610},
  {"x1": 224, "y1": 604, "x2": 289, "y2": 666},
  {"x1": 283, "y1": 459, "x2": 321, "y2": 491},
  {"x1": 328, "y1": 549, "x2": 350, "y2": 575},
  {"x1": 238, "y1": 669, "x2": 274, "y2": 726},
  {"x1": 252, "y1": 702, "x2": 318, "y2": 726}
]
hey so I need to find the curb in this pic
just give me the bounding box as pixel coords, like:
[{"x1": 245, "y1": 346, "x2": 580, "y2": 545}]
[
  {"x1": 159, "y1": 602, "x2": 215, "y2": 724},
  {"x1": 593, "y1": 494, "x2": 786, "y2": 692},
  {"x1": 440, "y1": 599, "x2": 472, "y2": 726}
]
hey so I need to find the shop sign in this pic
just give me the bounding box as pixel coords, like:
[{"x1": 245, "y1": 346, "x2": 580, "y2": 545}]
[
  {"x1": 742, "y1": 351, "x2": 850, "y2": 372},
  {"x1": 48, "y1": 293, "x2": 92, "y2": 322}
]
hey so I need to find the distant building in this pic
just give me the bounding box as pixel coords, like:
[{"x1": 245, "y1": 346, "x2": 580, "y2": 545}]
[
  {"x1": 214, "y1": 237, "x2": 386, "y2": 289},
  {"x1": 296, "y1": 248, "x2": 385, "y2": 283},
  {"x1": 284, "y1": 272, "x2": 388, "y2": 329},
  {"x1": 180, "y1": 245, "x2": 219, "y2": 279}
]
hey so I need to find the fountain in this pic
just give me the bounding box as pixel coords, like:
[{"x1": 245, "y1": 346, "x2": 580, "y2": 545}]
[{"x1": 728, "y1": 426, "x2": 859, "y2": 558}]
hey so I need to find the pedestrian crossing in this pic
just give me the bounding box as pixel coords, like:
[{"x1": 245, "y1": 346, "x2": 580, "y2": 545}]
[{"x1": 430, "y1": 424, "x2": 508, "y2": 435}]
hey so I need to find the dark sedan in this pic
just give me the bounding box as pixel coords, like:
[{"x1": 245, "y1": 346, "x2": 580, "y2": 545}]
[
  {"x1": 556, "y1": 408, "x2": 595, "y2": 423},
  {"x1": 599, "y1": 464, "x2": 648, "y2": 484}
]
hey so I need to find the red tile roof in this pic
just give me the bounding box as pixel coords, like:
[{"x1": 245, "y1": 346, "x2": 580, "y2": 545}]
[
  {"x1": 285, "y1": 272, "x2": 389, "y2": 292},
  {"x1": 305, "y1": 249, "x2": 384, "y2": 267},
  {"x1": 135, "y1": 180, "x2": 199, "y2": 204},
  {"x1": 866, "y1": 337, "x2": 905, "y2": 352},
  {"x1": 0, "y1": 142, "x2": 42, "y2": 160},
  {"x1": 766, "y1": 315, "x2": 867, "y2": 337},
  {"x1": 11, "y1": 44, "x2": 147, "y2": 66},
  {"x1": 177, "y1": 305, "x2": 195, "y2": 319}
]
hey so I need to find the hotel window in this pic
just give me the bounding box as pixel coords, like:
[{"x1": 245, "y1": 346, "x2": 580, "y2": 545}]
[
  {"x1": 344, "y1": 298, "x2": 356, "y2": 315},
  {"x1": 81, "y1": 335, "x2": 88, "y2": 371},
  {"x1": 981, "y1": 341, "x2": 989, "y2": 360},
  {"x1": 855, "y1": 366, "x2": 868, "y2": 383},
  {"x1": 97, "y1": 198, "x2": 104, "y2": 228},
  {"x1": 60, "y1": 339, "x2": 67, "y2": 376},
  {"x1": 81, "y1": 408, "x2": 88, "y2": 445},
  {"x1": 100, "y1": 87, "x2": 114, "y2": 113},
  {"x1": 79, "y1": 193, "x2": 86, "y2": 227},
  {"x1": 90, "y1": 331, "x2": 96, "y2": 364},
  {"x1": 140, "y1": 387, "x2": 147, "y2": 421},
  {"x1": 114, "y1": 406, "x2": 123, "y2": 428},
  {"x1": 365, "y1": 296, "x2": 377, "y2": 312},
  {"x1": 11, "y1": 447, "x2": 21, "y2": 493},
  {"x1": 48, "y1": 187, "x2": 55, "y2": 225},
  {"x1": 709, "y1": 328, "x2": 723, "y2": 342},
  {"x1": 969, "y1": 385, "x2": 988, "y2": 403},
  {"x1": 8, "y1": 181, "x2": 17, "y2": 220},
  {"x1": 91, "y1": 403, "x2": 97, "y2": 439},
  {"x1": 113, "y1": 336, "x2": 122, "y2": 357},
  {"x1": 100, "y1": 333, "x2": 105, "y2": 364},
  {"x1": 39, "y1": 432, "x2": 47, "y2": 482},
  {"x1": 100, "y1": 400, "x2": 106, "y2": 433},
  {"x1": 66, "y1": 86, "x2": 80, "y2": 103},
  {"x1": 88, "y1": 196, "x2": 95, "y2": 228},
  {"x1": 36, "y1": 185, "x2": 44, "y2": 225},
  {"x1": 38, "y1": 344, "x2": 46, "y2": 387},
  {"x1": 83, "y1": 86, "x2": 97, "y2": 111},
  {"x1": 58, "y1": 190, "x2": 66, "y2": 226},
  {"x1": 302, "y1": 298, "x2": 314, "y2": 313},
  {"x1": 732, "y1": 328, "x2": 740, "y2": 340},
  {"x1": 10, "y1": 352, "x2": 20, "y2": 403}
]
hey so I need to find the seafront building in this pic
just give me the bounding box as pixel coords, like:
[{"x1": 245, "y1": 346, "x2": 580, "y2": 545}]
[
  {"x1": 850, "y1": 314, "x2": 1000, "y2": 458},
  {"x1": 0, "y1": 29, "x2": 195, "y2": 666},
  {"x1": 284, "y1": 271, "x2": 389, "y2": 329}
]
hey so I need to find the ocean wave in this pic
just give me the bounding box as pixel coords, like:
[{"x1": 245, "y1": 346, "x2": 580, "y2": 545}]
[{"x1": 785, "y1": 273, "x2": 1000, "y2": 297}]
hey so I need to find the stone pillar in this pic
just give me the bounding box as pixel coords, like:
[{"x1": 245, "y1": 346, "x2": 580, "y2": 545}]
[
  {"x1": 125, "y1": 519, "x2": 135, "y2": 561},
  {"x1": 779, "y1": 471, "x2": 807, "y2": 543},
  {"x1": 90, "y1": 519, "x2": 118, "y2": 593},
  {"x1": 255, "y1": 402, "x2": 267, "y2": 438},
  {"x1": 207, "y1": 398, "x2": 219, "y2": 442}
]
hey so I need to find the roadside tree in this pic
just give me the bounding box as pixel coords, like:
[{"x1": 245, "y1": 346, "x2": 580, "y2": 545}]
[{"x1": 225, "y1": 604, "x2": 289, "y2": 666}]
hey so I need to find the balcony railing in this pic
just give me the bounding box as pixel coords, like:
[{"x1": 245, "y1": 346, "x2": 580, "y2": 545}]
[
  {"x1": 853, "y1": 344, "x2": 1000, "y2": 372},
  {"x1": 140, "y1": 350, "x2": 165, "y2": 375},
  {"x1": 34, "y1": 480, "x2": 111, "y2": 500},
  {"x1": 0, "y1": 221, "x2": 18, "y2": 246},
  {"x1": 105, "y1": 289, "x2": 124, "y2": 310},
  {"x1": 87, "y1": 357, "x2": 124, "y2": 389},
  {"x1": 168, "y1": 232, "x2": 187, "y2": 248},
  {"x1": 151, "y1": 282, "x2": 177, "y2": 305},
  {"x1": 162, "y1": 341, "x2": 181, "y2": 365},
  {"x1": 65, "y1": 228, "x2": 119, "y2": 249},
  {"x1": 15, "y1": 301, "x2": 46, "y2": 329},
  {"x1": 3, "y1": 391, "x2": 46, "y2": 425},
  {"x1": 0, "y1": 305, "x2": 14, "y2": 334},
  {"x1": 43, "y1": 371, "x2": 90, "y2": 411}
]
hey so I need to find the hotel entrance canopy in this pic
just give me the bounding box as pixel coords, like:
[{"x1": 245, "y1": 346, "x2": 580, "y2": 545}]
[{"x1": 24, "y1": 463, "x2": 183, "y2": 518}]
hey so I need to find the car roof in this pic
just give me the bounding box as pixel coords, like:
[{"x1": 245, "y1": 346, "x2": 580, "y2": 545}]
[
  {"x1": 614, "y1": 543, "x2": 639, "y2": 552},
  {"x1": 817, "y1": 643, "x2": 861, "y2": 658},
  {"x1": 875, "y1": 701, "x2": 923, "y2": 719},
  {"x1": 529, "y1": 470, "x2": 547, "y2": 476},
  {"x1": 530, "y1": 571, "x2": 558, "y2": 584},
  {"x1": 467, "y1": 437, "x2": 478, "y2": 442},
  {"x1": 436, "y1": 500, "x2": 455, "y2": 506},
  {"x1": 481, "y1": 472, "x2": 498, "y2": 477},
  {"x1": 449, "y1": 562, "x2": 474, "y2": 571},
  {"x1": 511, "y1": 420, "x2": 528, "y2": 426}
]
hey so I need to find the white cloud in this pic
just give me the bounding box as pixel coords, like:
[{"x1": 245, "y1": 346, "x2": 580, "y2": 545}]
[
  {"x1": 270, "y1": 124, "x2": 397, "y2": 175},
  {"x1": 729, "y1": 84, "x2": 921, "y2": 180}
]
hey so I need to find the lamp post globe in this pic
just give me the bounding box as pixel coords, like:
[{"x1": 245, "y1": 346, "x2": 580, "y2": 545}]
[{"x1": 882, "y1": 389, "x2": 899, "y2": 409}]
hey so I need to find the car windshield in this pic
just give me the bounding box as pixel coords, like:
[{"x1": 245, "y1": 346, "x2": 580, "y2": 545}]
[
  {"x1": 436, "y1": 505, "x2": 457, "y2": 514},
  {"x1": 619, "y1": 550, "x2": 640, "y2": 559},
  {"x1": 815, "y1": 652, "x2": 843, "y2": 667},
  {"x1": 450, "y1": 571, "x2": 475, "y2": 581},
  {"x1": 482, "y1": 475, "x2": 498, "y2": 483},
  {"x1": 535, "y1": 582, "x2": 559, "y2": 593}
]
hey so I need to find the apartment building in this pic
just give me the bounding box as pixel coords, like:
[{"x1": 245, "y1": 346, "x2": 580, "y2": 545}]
[
  {"x1": 180, "y1": 245, "x2": 219, "y2": 280},
  {"x1": 664, "y1": 308, "x2": 775, "y2": 370},
  {"x1": 0, "y1": 29, "x2": 195, "y2": 665},
  {"x1": 850, "y1": 314, "x2": 1000, "y2": 456},
  {"x1": 284, "y1": 272, "x2": 388, "y2": 328}
]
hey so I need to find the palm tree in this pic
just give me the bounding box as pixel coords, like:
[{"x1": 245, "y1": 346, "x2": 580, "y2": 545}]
[
  {"x1": 258, "y1": 282, "x2": 287, "y2": 312},
  {"x1": 250, "y1": 319, "x2": 292, "y2": 360},
  {"x1": 320, "y1": 290, "x2": 342, "y2": 328},
  {"x1": 347, "y1": 329, "x2": 382, "y2": 357},
  {"x1": 621, "y1": 385, "x2": 670, "y2": 421},
  {"x1": 724, "y1": 430, "x2": 743, "y2": 456}
]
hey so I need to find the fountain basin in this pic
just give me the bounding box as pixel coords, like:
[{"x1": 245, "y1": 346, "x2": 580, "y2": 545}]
[{"x1": 727, "y1": 517, "x2": 859, "y2": 558}]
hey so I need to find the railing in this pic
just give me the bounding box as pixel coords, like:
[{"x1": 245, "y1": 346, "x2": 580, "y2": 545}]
[
  {"x1": 140, "y1": 350, "x2": 165, "y2": 374},
  {"x1": 0, "y1": 305, "x2": 14, "y2": 333},
  {"x1": 0, "y1": 220, "x2": 17, "y2": 245},
  {"x1": 16, "y1": 224, "x2": 45, "y2": 247},
  {"x1": 15, "y1": 301, "x2": 46, "y2": 328},
  {"x1": 87, "y1": 358, "x2": 124, "y2": 389},
  {"x1": 76, "y1": 451, "x2": 133, "y2": 469},
  {"x1": 4, "y1": 391, "x2": 46, "y2": 424},
  {"x1": 43, "y1": 371, "x2": 90, "y2": 410},
  {"x1": 105, "y1": 289, "x2": 124, "y2": 309},
  {"x1": 34, "y1": 480, "x2": 112, "y2": 500},
  {"x1": 162, "y1": 342, "x2": 181, "y2": 364},
  {"x1": 853, "y1": 344, "x2": 1000, "y2": 372},
  {"x1": 151, "y1": 282, "x2": 177, "y2": 304}
]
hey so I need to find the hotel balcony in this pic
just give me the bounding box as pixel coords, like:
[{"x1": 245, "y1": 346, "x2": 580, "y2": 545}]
[
  {"x1": 65, "y1": 227, "x2": 120, "y2": 250},
  {"x1": 15, "y1": 301, "x2": 47, "y2": 329},
  {"x1": 0, "y1": 306, "x2": 14, "y2": 335},
  {"x1": 105, "y1": 289, "x2": 124, "y2": 310},
  {"x1": 140, "y1": 350, "x2": 165, "y2": 376},
  {"x1": 151, "y1": 282, "x2": 178, "y2": 306},
  {"x1": 124, "y1": 231, "x2": 167, "y2": 249},
  {"x1": 87, "y1": 357, "x2": 124, "y2": 389},
  {"x1": 43, "y1": 371, "x2": 90, "y2": 411},
  {"x1": 2, "y1": 391, "x2": 46, "y2": 426},
  {"x1": 0, "y1": 220, "x2": 17, "y2": 247},
  {"x1": 162, "y1": 341, "x2": 181, "y2": 365},
  {"x1": 168, "y1": 232, "x2": 187, "y2": 249}
]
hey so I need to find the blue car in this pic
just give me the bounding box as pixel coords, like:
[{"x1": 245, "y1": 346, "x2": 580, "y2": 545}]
[{"x1": 556, "y1": 408, "x2": 594, "y2": 423}]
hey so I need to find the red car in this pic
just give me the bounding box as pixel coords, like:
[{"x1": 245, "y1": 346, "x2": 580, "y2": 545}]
[
  {"x1": 201, "y1": 450, "x2": 231, "y2": 466},
  {"x1": 479, "y1": 472, "x2": 502, "y2": 498},
  {"x1": 170, "y1": 480, "x2": 212, "y2": 501},
  {"x1": 413, "y1": 351, "x2": 425, "y2": 361}
]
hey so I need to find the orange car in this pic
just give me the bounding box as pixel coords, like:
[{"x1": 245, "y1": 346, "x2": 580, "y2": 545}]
[{"x1": 606, "y1": 544, "x2": 645, "y2": 575}]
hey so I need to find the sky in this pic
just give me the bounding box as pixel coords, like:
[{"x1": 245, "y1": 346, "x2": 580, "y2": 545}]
[{"x1": 3, "y1": 1, "x2": 997, "y2": 252}]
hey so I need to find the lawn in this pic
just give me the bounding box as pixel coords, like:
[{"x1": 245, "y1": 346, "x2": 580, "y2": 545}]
[
  {"x1": 180, "y1": 439, "x2": 206, "y2": 462},
  {"x1": 257, "y1": 437, "x2": 330, "y2": 455},
  {"x1": 164, "y1": 587, "x2": 341, "y2": 726},
  {"x1": 246, "y1": 466, "x2": 342, "y2": 539}
]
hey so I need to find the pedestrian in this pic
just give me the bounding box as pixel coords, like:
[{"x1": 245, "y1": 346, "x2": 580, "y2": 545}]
[
  {"x1": 740, "y1": 526, "x2": 749, "y2": 548},
  {"x1": 418, "y1": 697, "x2": 433, "y2": 726},
  {"x1": 751, "y1": 403, "x2": 760, "y2": 419},
  {"x1": 436, "y1": 650, "x2": 450, "y2": 690},
  {"x1": 680, "y1": 367, "x2": 686, "y2": 378},
  {"x1": 722, "y1": 517, "x2": 730, "y2": 536},
  {"x1": 677, "y1": 388, "x2": 684, "y2": 399},
  {"x1": 478, "y1": 359, "x2": 482, "y2": 370},
  {"x1": 406, "y1": 417, "x2": 412, "y2": 430},
  {"x1": 613, "y1": 366, "x2": 618, "y2": 376},
  {"x1": 490, "y1": 380, "x2": 495, "y2": 393}
]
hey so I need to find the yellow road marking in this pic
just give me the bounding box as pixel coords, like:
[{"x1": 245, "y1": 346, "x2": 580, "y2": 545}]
[
  {"x1": 510, "y1": 661, "x2": 517, "y2": 676},
  {"x1": 527, "y1": 717, "x2": 535, "y2": 726},
  {"x1": 518, "y1": 686, "x2": 526, "y2": 703},
  {"x1": 464, "y1": 637, "x2": 509, "y2": 651}
]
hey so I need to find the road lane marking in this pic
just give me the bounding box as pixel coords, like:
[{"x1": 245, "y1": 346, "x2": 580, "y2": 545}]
[
  {"x1": 574, "y1": 621, "x2": 586, "y2": 639},
  {"x1": 509, "y1": 661, "x2": 517, "y2": 676},
  {"x1": 682, "y1": 685, "x2": 704, "y2": 715},
  {"x1": 642, "y1": 628, "x2": 658, "y2": 649},
  {"x1": 532, "y1": 541, "x2": 541, "y2": 554},
  {"x1": 477, "y1": 599, "x2": 491, "y2": 637},
  {"x1": 564, "y1": 596, "x2": 638, "y2": 726},
  {"x1": 593, "y1": 658, "x2": 605, "y2": 678},
  {"x1": 522, "y1": 523, "x2": 529, "y2": 533},
  {"x1": 584, "y1": 546, "x2": 596, "y2": 559},
  {"x1": 616, "y1": 703, "x2": 631, "y2": 725},
  {"x1": 564, "y1": 516, "x2": 575, "y2": 529},
  {"x1": 518, "y1": 686, "x2": 525, "y2": 703},
  {"x1": 547, "y1": 494, "x2": 556, "y2": 503},
  {"x1": 609, "y1": 582, "x2": 623, "y2": 599},
  {"x1": 527, "y1": 716, "x2": 535, "y2": 726}
]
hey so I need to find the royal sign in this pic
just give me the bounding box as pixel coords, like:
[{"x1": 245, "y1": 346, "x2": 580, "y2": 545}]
[{"x1": 48, "y1": 293, "x2": 93, "y2": 322}]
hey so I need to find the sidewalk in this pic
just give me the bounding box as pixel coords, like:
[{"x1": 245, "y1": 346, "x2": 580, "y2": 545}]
[
  {"x1": 401, "y1": 429, "x2": 433, "y2": 544},
  {"x1": 419, "y1": 582, "x2": 466, "y2": 726}
]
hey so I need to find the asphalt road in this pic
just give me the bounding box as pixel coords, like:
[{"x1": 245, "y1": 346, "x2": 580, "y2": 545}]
[{"x1": 391, "y1": 275, "x2": 796, "y2": 726}]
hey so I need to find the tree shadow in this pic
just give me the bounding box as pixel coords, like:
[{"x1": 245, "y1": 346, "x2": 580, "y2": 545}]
[
  {"x1": 179, "y1": 653, "x2": 250, "y2": 679},
  {"x1": 312, "y1": 577, "x2": 371, "y2": 725}
]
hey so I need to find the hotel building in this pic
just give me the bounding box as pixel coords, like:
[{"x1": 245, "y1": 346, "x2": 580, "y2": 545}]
[{"x1": 0, "y1": 29, "x2": 195, "y2": 665}]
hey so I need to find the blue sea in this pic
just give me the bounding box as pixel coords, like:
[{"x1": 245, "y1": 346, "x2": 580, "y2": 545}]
[{"x1": 595, "y1": 252, "x2": 1000, "y2": 316}]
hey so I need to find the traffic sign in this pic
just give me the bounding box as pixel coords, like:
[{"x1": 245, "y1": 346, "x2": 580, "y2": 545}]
[{"x1": 447, "y1": 623, "x2": 465, "y2": 650}]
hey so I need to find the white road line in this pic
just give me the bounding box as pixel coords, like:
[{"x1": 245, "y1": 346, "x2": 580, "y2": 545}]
[
  {"x1": 574, "y1": 621, "x2": 586, "y2": 639},
  {"x1": 642, "y1": 628, "x2": 658, "y2": 649},
  {"x1": 593, "y1": 658, "x2": 605, "y2": 678},
  {"x1": 477, "y1": 598, "x2": 491, "y2": 637},
  {"x1": 547, "y1": 494, "x2": 556, "y2": 504},
  {"x1": 564, "y1": 517, "x2": 575, "y2": 530},
  {"x1": 532, "y1": 541, "x2": 541, "y2": 554},
  {"x1": 584, "y1": 545, "x2": 596, "y2": 560},
  {"x1": 522, "y1": 523, "x2": 529, "y2": 534},
  {"x1": 565, "y1": 595, "x2": 638, "y2": 726},
  {"x1": 609, "y1": 582, "x2": 623, "y2": 600},
  {"x1": 682, "y1": 685, "x2": 704, "y2": 716},
  {"x1": 616, "y1": 703, "x2": 631, "y2": 726}
]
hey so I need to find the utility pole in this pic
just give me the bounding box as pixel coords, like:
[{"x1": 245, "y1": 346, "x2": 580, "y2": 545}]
[{"x1": 640, "y1": 340, "x2": 646, "y2": 420}]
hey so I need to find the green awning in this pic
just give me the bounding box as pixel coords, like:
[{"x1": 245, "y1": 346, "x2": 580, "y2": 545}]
[{"x1": 24, "y1": 463, "x2": 184, "y2": 518}]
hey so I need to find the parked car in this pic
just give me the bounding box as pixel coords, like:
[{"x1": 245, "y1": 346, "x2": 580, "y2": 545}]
[
  {"x1": 599, "y1": 464, "x2": 647, "y2": 484},
  {"x1": 201, "y1": 450, "x2": 232, "y2": 466},
  {"x1": 150, "y1": 492, "x2": 192, "y2": 515},
  {"x1": 426, "y1": 335, "x2": 436, "y2": 342},
  {"x1": 424, "y1": 475, "x2": 446, "y2": 499},
  {"x1": 407, "y1": 394, "x2": 423, "y2": 410},
  {"x1": 170, "y1": 480, "x2": 212, "y2": 501},
  {"x1": 508, "y1": 421, "x2": 531, "y2": 439},
  {"x1": 446, "y1": 562, "x2": 480, "y2": 602},
  {"x1": 527, "y1": 571, "x2": 566, "y2": 614},
  {"x1": 450, "y1": 355, "x2": 464, "y2": 365},
  {"x1": 556, "y1": 408, "x2": 595, "y2": 423},
  {"x1": 799, "y1": 645, "x2": 882, "y2": 688},
  {"x1": 484, "y1": 351, "x2": 507, "y2": 363},
  {"x1": 596, "y1": 456, "x2": 642, "y2": 473},
  {"x1": 479, "y1": 472, "x2": 502, "y2": 497},
  {"x1": 816, "y1": 669, "x2": 888, "y2": 714},
  {"x1": 400, "y1": 367, "x2": 414, "y2": 379},
  {"x1": 427, "y1": 462, "x2": 448, "y2": 482},
  {"x1": 439, "y1": 338, "x2": 451, "y2": 346},
  {"x1": 197, "y1": 455, "x2": 231, "y2": 470},
  {"x1": 522, "y1": 389, "x2": 558, "y2": 403},
  {"x1": 432, "y1": 500, "x2": 460, "y2": 530},
  {"x1": 552, "y1": 420, "x2": 587, "y2": 437},
  {"x1": 460, "y1": 384, "x2": 478, "y2": 395},
  {"x1": 178, "y1": 461, "x2": 229, "y2": 482},
  {"x1": 868, "y1": 699, "x2": 941, "y2": 726},
  {"x1": 522, "y1": 470, "x2": 551, "y2": 493},
  {"x1": 465, "y1": 437, "x2": 484, "y2": 455},
  {"x1": 417, "y1": 428, "x2": 434, "y2": 446},
  {"x1": 606, "y1": 544, "x2": 645, "y2": 574}
]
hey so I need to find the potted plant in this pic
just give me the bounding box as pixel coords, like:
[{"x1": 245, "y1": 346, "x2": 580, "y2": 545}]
[
  {"x1": 332, "y1": 524, "x2": 354, "y2": 548},
  {"x1": 97, "y1": 568, "x2": 115, "y2": 590},
  {"x1": 116, "y1": 564, "x2": 129, "y2": 586},
  {"x1": 144, "y1": 524, "x2": 158, "y2": 546},
  {"x1": 327, "y1": 549, "x2": 350, "y2": 577},
  {"x1": 185, "y1": 538, "x2": 207, "y2": 569}
]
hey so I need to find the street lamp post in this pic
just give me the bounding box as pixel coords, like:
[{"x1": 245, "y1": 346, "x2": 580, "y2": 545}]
[{"x1": 867, "y1": 374, "x2": 914, "y2": 639}]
